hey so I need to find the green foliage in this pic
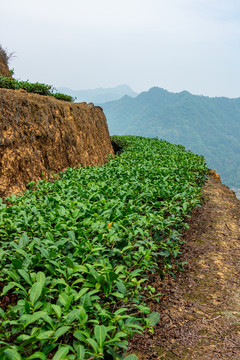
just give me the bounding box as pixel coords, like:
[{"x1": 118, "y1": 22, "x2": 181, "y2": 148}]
[
  {"x1": 0, "y1": 136, "x2": 208, "y2": 359},
  {"x1": 111, "y1": 136, "x2": 130, "y2": 154},
  {"x1": 53, "y1": 92, "x2": 75, "y2": 102},
  {"x1": 102, "y1": 87, "x2": 240, "y2": 189},
  {"x1": 0, "y1": 76, "x2": 75, "y2": 102}
]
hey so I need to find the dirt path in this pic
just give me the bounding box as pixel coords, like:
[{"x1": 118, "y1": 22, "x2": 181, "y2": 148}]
[{"x1": 128, "y1": 175, "x2": 240, "y2": 359}]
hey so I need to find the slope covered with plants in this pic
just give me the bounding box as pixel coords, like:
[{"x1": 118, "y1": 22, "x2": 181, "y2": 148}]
[
  {"x1": 0, "y1": 76, "x2": 74, "y2": 102},
  {"x1": 101, "y1": 87, "x2": 240, "y2": 190},
  {"x1": 0, "y1": 136, "x2": 208, "y2": 360}
]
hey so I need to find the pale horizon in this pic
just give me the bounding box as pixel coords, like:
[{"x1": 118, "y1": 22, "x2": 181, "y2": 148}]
[{"x1": 1, "y1": 0, "x2": 240, "y2": 98}]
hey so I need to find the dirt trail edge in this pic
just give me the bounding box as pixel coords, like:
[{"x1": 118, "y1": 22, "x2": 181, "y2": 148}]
[{"x1": 128, "y1": 175, "x2": 240, "y2": 359}]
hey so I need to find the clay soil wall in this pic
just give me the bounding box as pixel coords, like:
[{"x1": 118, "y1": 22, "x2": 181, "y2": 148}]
[
  {"x1": 0, "y1": 58, "x2": 12, "y2": 77},
  {"x1": 0, "y1": 88, "x2": 114, "y2": 197}
]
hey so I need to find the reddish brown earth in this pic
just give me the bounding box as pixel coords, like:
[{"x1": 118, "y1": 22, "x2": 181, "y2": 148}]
[
  {"x1": 128, "y1": 174, "x2": 240, "y2": 359},
  {"x1": 0, "y1": 88, "x2": 114, "y2": 197},
  {"x1": 0, "y1": 57, "x2": 12, "y2": 77}
]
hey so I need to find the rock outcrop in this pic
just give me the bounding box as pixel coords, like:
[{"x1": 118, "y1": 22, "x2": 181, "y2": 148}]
[{"x1": 0, "y1": 88, "x2": 114, "y2": 197}]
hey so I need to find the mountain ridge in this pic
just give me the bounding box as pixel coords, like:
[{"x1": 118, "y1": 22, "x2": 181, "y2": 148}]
[
  {"x1": 101, "y1": 87, "x2": 240, "y2": 190},
  {"x1": 57, "y1": 84, "x2": 138, "y2": 103}
]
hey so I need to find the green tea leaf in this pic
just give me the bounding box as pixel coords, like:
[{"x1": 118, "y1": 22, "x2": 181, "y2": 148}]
[
  {"x1": 2, "y1": 282, "x2": 17, "y2": 296},
  {"x1": 74, "y1": 287, "x2": 89, "y2": 301},
  {"x1": 51, "y1": 304, "x2": 62, "y2": 318},
  {"x1": 73, "y1": 331, "x2": 89, "y2": 342},
  {"x1": 36, "y1": 272, "x2": 46, "y2": 287},
  {"x1": 3, "y1": 348, "x2": 22, "y2": 360},
  {"x1": 111, "y1": 292, "x2": 124, "y2": 299},
  {"x1": 76, "y1": 345, "x2": 85, "y2": 360},
  {"x1": 2, "y1": 282, "x2": 26, "y2": 296},
  {"x1": 86, "y1": 338, "x2": 99, "y2": 353},
  {"x1": 17, "y1": 334, "x2": 32, "y2": 342},
  {"x1": 0, "y1": 308, "x2": 5, "y2": 319},
  {"x1": 36, "y1": 331, "x2": 54, "y2": 340},
  {"x1": 146, "y1": 312, "x2": 160, "y2": 326},
  {"x1": 29, "y1": 282, "x2": 43, "y2": 305},
  {"x1": 116, "y1": 282, "x2": 126, "y2": 295},
  {"x1": 26, "y1": 352, "x2": 47, "y2": 360},
  {"x1": 54, "y1": 326, "x2": 70, "y2": 339},
  {"x1": 73, "y1": 265, "x2": 88, "y2": 273},
  {"x1": 114, "y1": 308, "x2": 128, "y2": 316},
  {"x1": 18, "y1": 269, "x2": 32, "y2": 285},
  {"x1": 52, "y1": 346, "x2": 69, "y2": 360},
  {"x1": 58, "y1": 293, "x2": 70, "y2": 307},
  {"x1": 68, "y1": 231, "x2": 76, "y2": 242},
  {"x1": 94, "y1": 325, "x2": 107, "y2": 347},
  {"x1": 124, "y1": 355, "x2": 138, "y2": 360},
  {"x1": 18, "y1": 233, "x2": 29, "y2": 248},
  {"x1": 21, "y1": 311, "x2": 46, "y2": 328},
  {"x1": 65, "y1": 308, "x2": 81, "y2": 324}
]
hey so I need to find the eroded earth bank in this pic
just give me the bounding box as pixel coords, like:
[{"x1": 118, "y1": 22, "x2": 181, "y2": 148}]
[{"x1": 0, "y1": 88, "x2": 114, "y2": 197}]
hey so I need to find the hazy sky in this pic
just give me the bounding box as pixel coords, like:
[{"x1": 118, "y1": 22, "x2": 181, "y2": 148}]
[{"x1": 1, "y1": 0, "x2": 240, "y2": 97}]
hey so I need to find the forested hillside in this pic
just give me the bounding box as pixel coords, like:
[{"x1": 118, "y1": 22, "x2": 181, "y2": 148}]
[{"x1": 101, "y1": 87, "x2": 240, "y2": 189}]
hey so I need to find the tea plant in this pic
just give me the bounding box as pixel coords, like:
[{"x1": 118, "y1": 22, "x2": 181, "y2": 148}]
[
  {"x1": 0, "y1": 136, "x2": 208, "y2": 359},
  {"x1": 0, "y1": 76, "x2": 74, "y2": 102}
]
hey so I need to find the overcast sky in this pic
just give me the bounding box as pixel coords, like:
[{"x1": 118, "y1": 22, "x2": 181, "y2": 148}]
[{"x1": 1, "y1": 0, "x2": 240, "y2": 97}]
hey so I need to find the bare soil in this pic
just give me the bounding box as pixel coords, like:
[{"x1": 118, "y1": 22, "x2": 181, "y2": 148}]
[
  {"x1": 128, "y1": 175, "x2": 240, "y2": 359},
  {"x1": 0, "y1": 88, "x2": 113, "y2": 197},
  {"x1": 0, "y1": 57, "x2": 12, "y2": 77}
]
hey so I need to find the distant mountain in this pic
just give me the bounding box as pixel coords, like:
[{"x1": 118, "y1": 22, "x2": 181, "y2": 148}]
[
  {"x1": 101, "y1": 87, "x2": 240, "y2": 190},
  {"x1": 57, "y1": 84, "x2": 138, "y2": 104}
]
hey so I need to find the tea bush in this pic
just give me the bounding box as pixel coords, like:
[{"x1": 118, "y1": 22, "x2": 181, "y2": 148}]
[
  {"x1": 0, "y1": 76, "x2": 74, "y2": 102},
  {"x1": 0, "y1": 136, "x2": 208, "y2": 359}
]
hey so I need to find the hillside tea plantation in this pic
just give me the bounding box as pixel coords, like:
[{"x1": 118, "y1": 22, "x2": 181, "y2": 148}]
[
  {"x1": 0, "y1": 76, "x2": 75, "y2": 102},
  {"x1": 0, "y1": 136, "x2": 208, "y2": 360}
]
